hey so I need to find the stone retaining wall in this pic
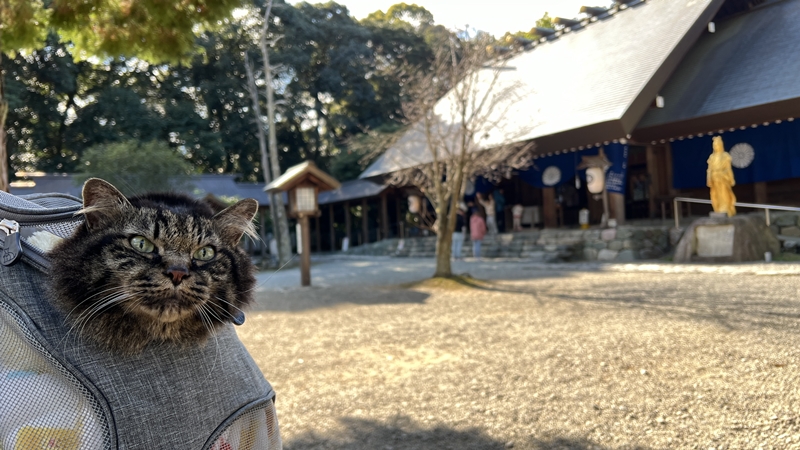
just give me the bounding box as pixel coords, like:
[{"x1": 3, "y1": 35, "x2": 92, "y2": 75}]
[
  {"x1": 770, "y1": 212, "x2": 800, "y2": 251},
  {"x1": 341, "y1": 226, "x2": 672, "y2": 262}
]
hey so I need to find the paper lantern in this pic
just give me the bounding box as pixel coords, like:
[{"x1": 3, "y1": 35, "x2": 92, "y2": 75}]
[{"x1": 586, "y1": 167, "x2": 606, "y2": 194}]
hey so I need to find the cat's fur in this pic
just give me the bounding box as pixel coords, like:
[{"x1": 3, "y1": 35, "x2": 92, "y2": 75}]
[{"x1": 49, "y1": 178, "x2": 258, "y2": 354}]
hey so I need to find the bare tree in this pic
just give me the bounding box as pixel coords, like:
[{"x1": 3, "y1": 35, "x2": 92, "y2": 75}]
[
  {"x1": 379, "y1": 35, "x2": 536, "y2": 278},
  {"x1": 244, "y1": 57, "x2": 282, "y2": 265},
  {"x1": 249, "y1": 0, "x2": 292, "y2": 266}
]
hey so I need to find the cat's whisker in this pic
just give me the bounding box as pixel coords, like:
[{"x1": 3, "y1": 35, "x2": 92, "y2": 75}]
[
  {"x1": 213, "y1": 297, "x2": 247, "y2": 315},
  {"x1": 75, "y1": 289, "x2": 145, "y2": 333},
  {"x1": 65, "y1": 285, "x2": 129, "y2": 319},
  {"x1": 202, "y1": 303, "x2": 229, "y2": 323},
  {"x1": 195, "y1": 304, "x2": 220, "y2": 377},
  {"x1": 207, "y1": 301, "x2": 237, "y2": 321},
  {"x1": 75, "y1": 293, "x2": 134, "y2": 337},
  {"x1": 60, "y1": 291, "x2": 138, "y2": 351}
]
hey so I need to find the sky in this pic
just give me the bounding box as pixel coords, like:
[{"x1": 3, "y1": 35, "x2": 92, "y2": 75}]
[{"x1": 330, "y1": 0, "x2": 598, "y2": 37}]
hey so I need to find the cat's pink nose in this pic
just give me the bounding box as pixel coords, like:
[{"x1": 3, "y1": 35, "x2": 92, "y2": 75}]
[{"x1": 165, "y1": 266, "x2": 189, "y2": 284}]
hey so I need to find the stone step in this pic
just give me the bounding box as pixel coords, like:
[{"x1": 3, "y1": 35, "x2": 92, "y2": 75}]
[{"x1": 338, "y1": 226, "x2": 674, "y2": 262}]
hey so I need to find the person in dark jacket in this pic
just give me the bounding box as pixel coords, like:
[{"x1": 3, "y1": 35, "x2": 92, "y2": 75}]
[{"x1": 452, "y1": 203, "x2": 467, "y2": 259}]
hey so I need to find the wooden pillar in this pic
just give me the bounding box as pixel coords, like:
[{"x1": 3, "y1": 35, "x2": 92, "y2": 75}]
[
  {"x1": 395, "y1": 194, "x2": 403, "y2": 238},
  {"x1": 299, "y1": 215, "x2": 311, "y2": 286},
  {"x1": 380, "y1": 193, "x2": 389, "y2": 240},
  {"x1": 754, "y1": 181, "x2": 768, "y2": 204},
  {"x1": 315, "y1": 216, "x2": 321, "y2": 252},
  {"x1": 542, "y1": 187, "x2": 558, "y2": 228},
  {"x1": 361, "y1": 198, "x2": 369, "y2": 245},
  {"x1": 646, "y1": 145, "x2": 661, "y2": 218},
  {"x1": 609, "y1": 192, "x2": 626, "y2": 225},
  {"x1": 665, "y1": 143, "x2": 677, "y2": 196},
  {"x1": 329, "y1": 204, "x2": 336, "y2": 251},
  {"x1": 344, "y1": 201, "x2": 351, "y2": 247}
]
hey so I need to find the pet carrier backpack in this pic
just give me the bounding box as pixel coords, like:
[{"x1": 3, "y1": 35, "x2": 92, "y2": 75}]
[{"x1": 0, "y1": 190, "x2": 281, "y2": 450}]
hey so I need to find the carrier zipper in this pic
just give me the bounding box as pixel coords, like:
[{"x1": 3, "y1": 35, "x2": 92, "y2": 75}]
[
  {"x1": 0, "y1": 218, "x2": 54, "y2": 271},
  {"x1": 0, "y1": 218, "x2": 23, "y2": 266}
]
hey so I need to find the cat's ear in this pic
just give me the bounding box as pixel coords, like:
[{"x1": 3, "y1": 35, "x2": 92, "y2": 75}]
[
  {"x1": 80, "y1": 178, "x2": 132, "y2": 230},
  {"x1": 212, "y1": 198, "x2": 259, "y2": 246}
]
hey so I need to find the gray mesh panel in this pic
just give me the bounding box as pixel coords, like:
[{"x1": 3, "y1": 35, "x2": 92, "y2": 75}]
[
  {"x1": 0, "y1": 302, "x2": 112, "y2": 450},
  {"x1": 208, "y1": 402, "x2": 282, "y2": 450},
  {"x1": 28, "y1": 220, "x2": 83, "y2": 240}
]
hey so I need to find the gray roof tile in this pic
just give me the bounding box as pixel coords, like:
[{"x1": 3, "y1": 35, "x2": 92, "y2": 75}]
[{"x1": 634, "y1": 0, "x2": 800, "y2": 140}]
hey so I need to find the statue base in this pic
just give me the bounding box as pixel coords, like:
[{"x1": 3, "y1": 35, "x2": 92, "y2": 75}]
[{"x1": 673, "y1": 214, "x2": 780, "y2": 263}]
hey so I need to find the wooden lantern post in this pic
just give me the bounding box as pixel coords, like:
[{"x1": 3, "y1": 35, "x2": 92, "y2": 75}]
[{"x1": 265, "y1": 161, "x2": 340, "y2": 287}]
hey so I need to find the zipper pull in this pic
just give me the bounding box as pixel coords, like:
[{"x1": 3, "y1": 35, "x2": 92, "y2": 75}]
[{"x1": 0, "y1": 219, "x2": 23, "y2": 266}]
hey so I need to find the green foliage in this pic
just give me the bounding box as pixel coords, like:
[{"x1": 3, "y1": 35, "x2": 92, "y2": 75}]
[
  {"x1": 536, "y1": 12, "x2": 555, "y2": 30},
  {"x1": 1, "y1": 0, "x2": 243, "y2": 61},
  {"x1": 3, "y1": 0, "x2": 453, "y2": 186},
  {"x1": 75, "y1": 140, "x2": 194, "y2": 196},
  {"x1": 0, "y1": 0, "x2": 49, "y2": 52},
  {"x1": 330, "y1": 124, "x2": 402, "y2": 182},
  {"x1": 49, "y1": 0, "x2": 244, "y2": 63},
  {"x1": 500, "y1": 11, "x2": 557, "y2": 44}
]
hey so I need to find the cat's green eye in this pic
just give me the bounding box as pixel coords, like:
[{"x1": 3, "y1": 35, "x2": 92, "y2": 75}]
[
  {"x1": 193, "y1": 246, "x2": 215, "y2": 261},
  {"x1": 130, "y1": 236, "x2": 155, "y2": 253}
]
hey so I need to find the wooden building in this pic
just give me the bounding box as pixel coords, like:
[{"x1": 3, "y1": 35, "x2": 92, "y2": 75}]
[{"x1": 359, "y1": 0, "x2": 800, "y2": 231}]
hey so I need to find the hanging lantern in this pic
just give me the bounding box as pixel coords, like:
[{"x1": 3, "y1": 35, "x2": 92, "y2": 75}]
[
  {"x1": 408, "y1": 195, "x2": 421, "y2": 214},
  {"x1": 586, "y1": 167, "x2": 606, "y2": 194}
]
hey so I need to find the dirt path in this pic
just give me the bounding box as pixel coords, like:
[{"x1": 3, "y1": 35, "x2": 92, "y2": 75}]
[{"x1": 240, "y1": 260, "x2": 800, "y2": 449}]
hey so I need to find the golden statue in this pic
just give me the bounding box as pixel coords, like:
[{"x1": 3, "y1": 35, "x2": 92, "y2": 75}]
[{"x1": 707, "y1": 136, "x2": 736, "y2": 216}]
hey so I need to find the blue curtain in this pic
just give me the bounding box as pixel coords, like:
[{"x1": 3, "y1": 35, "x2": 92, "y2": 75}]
[
  {"x1": 517, "y1": 143, "x2": 629, "y2": 193},
  {"x1": 671, "y1": 119, "x2": 800, "y2": 189}
]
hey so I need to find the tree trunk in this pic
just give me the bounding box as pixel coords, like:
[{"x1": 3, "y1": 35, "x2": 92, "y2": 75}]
[
  {"x1": 245, "y1": 57, "x2": 282, "y2": 267},
  {"x1": 0, "y1": 52, "x2": 9, "y2": 192},
  {"x1": 433, "y1": 226, "x2": 453, "y2": 278},
  {"x1": 261, "y1": 0, "x2": 292, "y2": 266}
]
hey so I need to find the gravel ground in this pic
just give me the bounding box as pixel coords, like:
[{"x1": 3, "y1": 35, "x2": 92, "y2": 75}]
[{"x1": 238, "y1": 259, "x2": 800, "y2": 449}]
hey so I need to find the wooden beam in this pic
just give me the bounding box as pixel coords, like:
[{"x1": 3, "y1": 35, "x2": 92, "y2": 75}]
[
  {"x1": 395, "y1": 193, "x2": 403, "y2": 238},
  {"x1": 380, "y1": 193, "x2": 389, "y2": 240},
  {"x1": 315, "y1": 215, "x2": 321, "y2": 252},
  {"x1": 362, "y1": 198, "x2": 369, "y2": 245},
  {"x1": 300, "y1": 216, "x2": 311, "y2": 286},
  {"x1": 665, "y1": 143, "x2": 677, "y2": 196},
  {"x1": 542, "y1": 187, "x2": 558, "y2": 228},
  {"x1": 344, "y1": 201, "x2": 351, "y2": 248},
  {"x1": 609, "y1": 192, "x2": 626, "y2": 225},
  {"x1": 329, "y1": 204, "x2": 336, "y2": 251},
  {"x1": 754, "y1": 181, "x2": 768, "y2": 204},
  {"x1": 645, "y1": 145, "x2": 660, "y2": 218}
]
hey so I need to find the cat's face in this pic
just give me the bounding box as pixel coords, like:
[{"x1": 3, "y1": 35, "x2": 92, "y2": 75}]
[
  {"x1": 49, "y1": 178, "x2": 258, "y2": 354},
  {"x1": 105, "y1": 203, "x2": 237, "y2": 323}
]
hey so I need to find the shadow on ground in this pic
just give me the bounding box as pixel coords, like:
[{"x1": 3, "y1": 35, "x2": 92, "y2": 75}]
[
  {"x1": 283, "y1": 417, "x2": 626, "y2": 450},
  {"x1": 252, "y1": 287, "x2": 430, "y2": 312},
  {"x1": 544, "y1": 274, "x2": 800, "y2": 333}
]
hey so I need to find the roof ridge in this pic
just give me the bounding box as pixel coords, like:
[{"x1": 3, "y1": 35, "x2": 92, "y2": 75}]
[{"x1": 494, "y1": 0, "x2": 653, "y2": 61}]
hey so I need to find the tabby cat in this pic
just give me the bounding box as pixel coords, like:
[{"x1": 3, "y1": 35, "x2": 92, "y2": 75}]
[{"x1": 49, "y1": 178, "x2": 258, "y2": 354}]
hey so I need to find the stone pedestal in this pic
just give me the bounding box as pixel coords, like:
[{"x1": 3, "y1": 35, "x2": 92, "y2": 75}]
[{"x1": 673, "y1": 214, "x2": 780, "y2": 263}]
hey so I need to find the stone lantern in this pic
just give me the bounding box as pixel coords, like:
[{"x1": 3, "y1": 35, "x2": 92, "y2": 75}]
[{"x1": 266, "y1": 161, "x2": 340, "y2": 286}]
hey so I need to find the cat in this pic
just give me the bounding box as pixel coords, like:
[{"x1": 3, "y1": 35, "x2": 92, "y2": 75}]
[{"x1": 48, "y1": 178, "x2": 258, "y2": 355}]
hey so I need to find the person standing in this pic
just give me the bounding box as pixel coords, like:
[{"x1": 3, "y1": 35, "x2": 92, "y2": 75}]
[
  {"x1": 477, "y1": 193, "x2": 498, "y2": 235},
  {"x1": 451, "y1": 204, "x2": 467, "y2": 259},
  {"x1": 470, "y1": 205, "x2": 487, "y2": 259},
  {"x1": 493, "y1": 189, "x2": 506, "y2": 232},
  {"x1": 512, "y1": 204, "x2": 524, "y2": 232}
]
